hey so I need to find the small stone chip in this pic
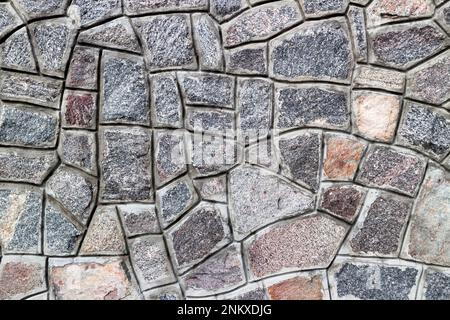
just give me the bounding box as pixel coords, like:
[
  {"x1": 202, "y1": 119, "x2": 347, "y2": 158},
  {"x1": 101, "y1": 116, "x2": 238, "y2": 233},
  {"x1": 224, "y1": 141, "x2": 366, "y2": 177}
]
[
  {"x1": 154, "y1": 130, "x2": 186, "y2": 187},
  {"x1": 347, "y1": 6, "x2": 367, "y2": 62},
  {"x1": 59, "y1": 130, "x2": 97, "y2": 176},
  {"x1": 353, "y1": 65, "x2": 405, "y2": 93},
  {"x1": 61, "y1": 90, "x2": 97, "y2": 129},
  {"x1": 299, "y1": 0, "x2": 349, "y2": 18},
  {"x1": 117, "y1": 204, "x2": 160, "y2": 237},
  {"x1": 210, "y1": 0, "x2": 248, "y2": 22},
  {"x1": 225, "y1": 43, "x2": 268, "y2": 75},
  {"x1": 66, "y1": 46, "x2": 99, "y2": 90},
  {"x1": 186, "y1": 108, "x2": 235, "y2": 136},
  {"x1": 151, "y1": 73, "x2": 183, "y2": 128}
]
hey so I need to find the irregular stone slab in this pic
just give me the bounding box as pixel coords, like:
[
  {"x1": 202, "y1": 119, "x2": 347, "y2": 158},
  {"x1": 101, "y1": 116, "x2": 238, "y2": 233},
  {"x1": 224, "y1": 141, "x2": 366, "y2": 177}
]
[
  {"x1": 100, "y1": 51, "x2": 149, "y2": 125},
  {"x1": 46, "y1": 166, "x2": 97, "y2": 225},
  {"x1": 323, "y1": 133, "x2": 366, "y2": 181},
  {"x1": 276, "y1": 131, "x2": 322, "y2": 191},
  {"x1": 397, "y1": 102, "x2": 450, "y2": 161},
  {"x1": 156, "y1": 176, "x2": 199, "y2": 228},
  {"x1": 222, "y1": 1, "x2": 302, "y2": 47},
  {"x1": 0, "y1": 72, "x2": 63, "y2": 108},
  {"x1": 406, "y1": 50, "x2": 450, "y2": 105},
  {"x1": 0, "y1": 185, "x2": 42, "y2": 254},
  {"x1": 181, "y1": 244, "x2": 245, "y2": 297},
  {"x1": 265, "y1": 271, "x2": 329, "y2": 300},
  {"x1": 356, "y1": 145, "x2": 427, "y2": 197},
  {"x1": 0, "y1": 3, "x2": 22, "y2": 40},
  {"x1": 329, "y1": 258, "x2": 421, "y2": 300},
  {"x1": 99, "y1": 126, "x2": 152, "y2": 202},
  {"x1": 154, "y1": 130, "x2": 186, "y2": 187},
  {"x1": 29, "y1": 18, "x2": 77, "y2": 78},
  {"x1": 186, "y1": 108, "x2": 235, "y2": 136},
  {"x1": 401, "y1": 165, "x2": 450, "y2": 266},
  {"x1": 124, "y1": 0, "x2": 207, "y2": 15},
  {"x1": 117, "y1": 204, "x2": 160, "y2": 237},
  {"x1": 178, "y1": 72, "x2": 235, "y2": 109},
  {"x1": 210, "y1": 0, "x2": 248, "y2": 22},
  {"x1": 150, "y1": 73, "x2": 183, "y2": 128},
  {"x1": 144, "y1": 284, "x2": 183, "y2": 300},
  {"x1": 0, "y1": 148, "x2": 57, "y2": 184},
  {"x1": 299, "y1": 0, "x2": 349, "y2": 18},
  {"x1": 12, "y1": 0, "x2": 69, "y2": 21},
  {"x1": 66, "y1": 46, "x2": 99, "y2": 90},
  {"x1": 0, "y1": 256, "x2": 46, "y2": 300},
  {"x1": 0, "y1": 103, "x2": 59, "y2": 148},
  {"x1": 229, "y1": 165, "x2": 315, "y2": 241},
  {"x1": 49, "y1": 257, "x2": 142, "y2": 300},
  {"x1": 269, "y1": 18, "x2": 353, "y2": 83},
  {"x1": 61, "y1": 90, "x2": 97, "y2": 129},
  {"x1": 418, "y1": 267, "x2": 450, "y2": 300},
  {"x1": 0, "y1": 27, "x2": 36, "y2": 72},
  {"x1": 366, "y1": 0, "x2": 435, "y2": 27},
  {"x1": 245, "y1": 213, "x2": 349, "y2": 279},
  {"x1": 69, "y1": 0, "x2": 122, "y2": 27},
  {"x1": 436, "y1": 2, "x2": 450, "y2": 34},
  {"x1": 133, "y1": 14, "x2": 197, "y2": 71},
  {"x1": 192, "y1": 13, "x2": 223, "y2": 72},
  {"x1": 275, "y1": 84, "x2": 350, "y2": 131},
  {"x1": 79, "y1": 17, "x2": 140, "y2": 53},
  {"x1": 193, "y1": 175, "x2": 227, "y2": 203},
  {"x1": 368, "y1": 22, "x2": 447, "y2": 70},
  {"x1": 318, "y1": 183, "x2": 367, "y2": 223},
  {"x1": 59, "y1": 130, "x2": 97, "y2": 176},
  {"x1": 352, "y1": 91, "x2": 401, "y2": 142},
  {"x1": 225, "y1": 43, "x2": 268, "y2": 76},
  {"x1": 353, "y1": 65, "x2": 405, "y2": 93},
  {"x1": 44, "y1": 199, "x2": 83, "y2": 256},
  {"x1": 347, "y1": 6, "x2": 367, "y2": 62},
  {"x1": 167, "y1": 202, "x2": 231, "y2": 273},
  {"x1": 218, "y1": 283, "x2": 267, "y2": 300},
  {"x1": 129, "y1": 235, "x2": 176, "y2": 290}
]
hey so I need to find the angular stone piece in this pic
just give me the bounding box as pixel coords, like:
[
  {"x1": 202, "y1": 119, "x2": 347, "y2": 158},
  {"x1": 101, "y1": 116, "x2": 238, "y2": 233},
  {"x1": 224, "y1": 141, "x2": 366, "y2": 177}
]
[
  {"x1": 0, "y1": 72, "x2": 63, "y2": 108},
  {"x1": 49, "y1": 257, "x2": 141, "y2": 300},
  {"x1": 129, "y1": 235, "x2": 176, "y2": 290},
  {"x1": 99, "y1": 126, "x2": 152, "y2": 203},
  {"x1": 69, "y1": 0, "x2": 122, "y2": 27},
  {"x1": 329, "y1": 258, "x2": 421, "y2": 300},
  {"x1": 222, "y1": 1, "x2": 302, "y2": 47},
  {"x1": 0, "y1": 184, "x2": 42, "y2": 254},
  {"x1": 59, "y1": 130, "x2": 97, "y2": 176},
  {"x1": 124, "y1": 0, "x2": 208, "y2": 15},
  {"x1": 101, "y1": 51, "x2": 149, "y2": 125},
  {"x1": 117, "y1": 204, "x2": 160, "y2": 237},
  {"x1": 0, "y1": 27, "x2": 36, "y2": 72},
  {"x1": 397, "y1": 102, "x2": 450, "y2": 161},
  {"x1": 229, "y1": 165, "x2": 315, "y2": 241},
  {"x1": 265, "y1": 271, "x2": 329, "y2": 300},
  {"x1": 0, "y1": 3, "x2": 22, "y2": 40},
  {"x1": 66, "y1": 46, "x2": 99, "y2": 90},
  {"x1": 347, "y1": 6, "x2": 368, "y2": 62},
  {"x1": 269, "y1": 18, "x2": 354, "y2": 83},
  {"x1": 356, "y1": 145, "x2": 427, "y2": 197},
  {"x1": 186, "y1": 108, "x2": 235, "y2": 136},
  {"x1": 193, "y1": 175, "x2": 227, "y2": 203},
  {"x1": 150, "y1": 73, "x2": 183, "y2": 128},
  {"x1": 436, "y1": 2, "x2": 450, "y2": 34},
  {"x1": 61, "y1": 90, "x2": 97, "y2": 129},
  {"x1": 167, "y1": 202, "x2": 231, "y2": 273},
  {"x1": 419, "y1": 267, "x2": 450, "y2": 300},
  {"x1": 218, "y1": 283, "x2": 267, "y2": 300},
  {"x1": 181, "y1": 244, "x2": 245, "y2": 297},
  {"x1": 156, "y1": 176, "x2": 199, "y2": 228},
  {"x1": 0, "y1": 103, "x2": 59, "y2": 148},
  {"x1": 12, "y1": 0, "x2": 69, "y2": 21},
  {"x1": 367, "y1": 0, "x2": 435, "y2": 27},
  {"x1": 210, "y1": 0, "x2": 248, "y2": 22},
  {"x1": 154, "y1": 130, "x2": 186, "y2": 187},
  {"x1": 299, "y1": 0, "x2": 349, "y2": 18},
  {"x1": 245, "y1": 213, "x2": 349, "y2": 279},
  {"x1": 225, "y1": 43, "x2": 268, "y2": 76},
  {"x1": 46, "y1": 166, "x2": 97, "y2": 225},
  {"x1": 0, "y1": 256, "x2": 46, "y2": 300},
  {"x1": 353, "y1": 65, "x2": 405, "y2": 93},
  {"x1": 144, "y1": 284, "x2": 183, "y2": 300},
  {"x1": 275, "y1": 84, "x2": 350, "y2": 131},
  {"x1": 192, "y1": 13, "x2": 223, "y2": 72},
  {"x1": 133, "y1": 14, "x2": 197, "y2": 71},
  {"x1": 401, "y1": 165, "x2": 450, "y2": 266}
]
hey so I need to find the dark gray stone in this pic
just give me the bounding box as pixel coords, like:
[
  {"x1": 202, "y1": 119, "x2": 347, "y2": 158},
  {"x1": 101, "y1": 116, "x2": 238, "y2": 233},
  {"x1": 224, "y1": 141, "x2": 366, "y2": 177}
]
[
  {"x1": 59, "y1": 130, "x2": 97, "y2": 176},
  {"x1": 0, "y1": 3, "x2": 22, "y2": 40},
  {"x1": 150, "y1": 73, "x2": 183, "y2": 128},
  {"x1": 117, "y1": 204, "x2": 160, "y2": 237},
  {"x1": 192, "y1": 13, "x2": 223, "y2": 72},
  {"x1": 12, "y1": 0, "x2": 69, "y2": 20},
  {"x1": 422, "y1": 268, "x2": 450, "y2": 300},
  {"x1": 154, "y1": 130, "x2": 186, "y2": 187},
  {"x1": 347, "y1": 6, "x2": 367, "y2": 63},
  {"x1": 70, "y1": 0, "x2": 122, "y2": 27},
  {"x1": 300, "y1": 0, "x2": 349, "y2": 18},
  {"x1": 124, "y1": 0, "x2": 208, "y2": 15},
  {"x1": 219, "y1": 283, "x2": 267, "y2": 300},
  {"x1": 226, "y1": 43, "x2": 268, "y2": 75},
  {"x1": 186, "y1": 108, "x2": 235, "y2": 136},
  {"x1": 66, "y1": 46, "x2": 99, "y2": 90},
  {"x1": 210, "y1": 0, "x2": 248, "y2": 22},
  {"x1": 0, "y1": 27, "x2": 36, "y2": 73}
]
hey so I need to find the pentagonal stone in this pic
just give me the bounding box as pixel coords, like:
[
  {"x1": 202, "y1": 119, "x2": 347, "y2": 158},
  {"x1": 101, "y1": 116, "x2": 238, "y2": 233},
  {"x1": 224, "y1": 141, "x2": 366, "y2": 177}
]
[
  {"x1": 133, "y1": 14, "x2": 197, "y2": 71},
  {"x1": 229, "y1": 165, "x2": 315, "y2": 240},
  {"x1": 192, "y1": 13, "x2": 223, "y2": 72},
  {"x1": 275, "y1": 84, "x2": 350, "y2": 131},
  {"x1": 368, "y1": 22, "x2": 447, "y2": 70},
  {"x1": 0, "y1": 103, "x2": 59, "y2": 148},
  {"x1": 156, "y1": 176, "x2": 199, "y2": 228},
  {"x1": 69, "y1": 0, "x2": 122, "y2": 27},
  {"x1": 318, "y1": 183, "x2": 367, "y2": 223},
  {"x1": 0, "y1": 148, "x2": 58, "y2": 184},
  {"x1": 150, "y1": 73, "x2": 183, "y2": 128},
  {"x1": 100, "y1": 51, "x2": 149, "y2": 125},
  {"x1": 329, "y1": 258, "x2": 421, "y2": 300},
  {"x1": 61, "y1": 90, "x2": 97, "y2": 129},
  {"x1": 222, "y1": 1, "x2": 302, "y2": 47},
  {"x1": 44, "y1": 199, "x2": 83, "y2": 256},
  {"x1": 59, "y1": 130, "x2": 97, "y2": 176},
  {"x1": 276, "y1": 131, "x2": 322, "y2": 191},
  {"x1": 0, "y1": 27, "x2": 36, "y2": 73},
  {"x1": 419, "y1": 267, "x2": 450, "y2": 300},
  {"x1": 0, "y1": 3, "x2": 22, "y2": 40},
  {"x1": 186, "y1": 108, "x2": 235, "y2": 136},
  {"x1": 46, "y1": 166, "x2": 97, "y2": 225},
  {"x1": 218, "y1": 283, "x2": 267, "y2": 300},
  {"x1": 436, "y1": 1, "x2": 450, "y2": 34},
  {"x1": 178, "y1": 72, "x2": 235, "y2": 109},
  {"x1": 269, "y1": 18, "x2": 353, "y2": 83},
  {"x1": 0, "y1": 72, "x2": 63, "y2": 108},
  {"x1": 117, "y1": 204, "x2": 160, "y2": 237},
  {"x1": 353, "y1": 65, "x2": 405, "y2": 93},
  {"x1": 79, "y1": 17, "x2": 141, "y2": 53},
  {"x1": 0, "y1": 256, "x2": 46, "y2": 300},
  {"x1": 166, "y1": 202, "x2": 231, "y2": 273},
  {"x1": 129, "y1": 235, "x2": 176, "y2": 290},
  {"x1": 397, "y1": 102, "x2": 450, "y2": 161},
  {"x1": 124, "y1": 0, "x2": 208, "y2": 15},
  {"x1": 299, "y1": 0, "x2": 349, "y2": 18},
  {"x1": 245, "y1": 213, "x2": 349, "y2": 279},
  {"x1": 66, "y1": 46, "x2": 99, "y2": 90},
  {"x1": 99, "y1": 126, "x2": 152, "y2": 203},
  {"x1": 265, "y1": 271, "x2": 329, "y2": 300},
  {"x1": 181, "y1": 243, "x2": 245, "y2": 297},
  {"x1": 29, "y1": 18, "x2": 77, "y2": 78},
  {"x1": 144, "y1": 284, "x2": 183, "y2": 300},
  {"x1": 48, "y1": 257, "x2": 141, "y2": 300},
  {"x1": 406, "y1": 50, "x2": 450, "y2": 105},
  {"x1": 12, "y1": 0, "x2": 69, "y2": 21},
  {"x1": 225, "y1": 43, "x2": 268, "y2": 76},
  {"x1": 154, "y1": 130, "x2": 186, "y2": 187},
  {"x1": 401, "y1": 165, "x2": 450, "y2": 266},
  {"x1": 341, "y1": 191, "x2": 413, "y2": 257},
  {"x1": 193, "y1": 175, "x2": 227, "y2": 203},
  {"x1": 210, "y1": 0, "x2": 248, "y2": 22},
  {"x1": 0, "y1": 184, "x2": 42, "y2": 254},
  {"x1": 347, "y1": 6, "x2": 367, "y2": 62},
  {"x1": 356, "y1": 145, "x2": 427, "y2": 197}
]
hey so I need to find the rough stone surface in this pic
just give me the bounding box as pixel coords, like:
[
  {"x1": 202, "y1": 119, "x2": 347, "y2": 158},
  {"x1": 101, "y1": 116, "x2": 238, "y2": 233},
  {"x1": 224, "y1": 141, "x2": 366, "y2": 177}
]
[
  {"x1": 210, "y1": 0, "x2": 248, "y2": 22},
  {"x1": 144, "y1": 284, "x2": 183, "y2": 300},
  {"x1": 150, "y1": 73, "x2": 183, "y2": 128},
  {"x1": 218, "y1": 283, "x2": 267, "y2": 300},
  {"x1": 61, "y1": 90, "x2": 97, "y2": 129},
  {"x1": 225, "y1": 43, "x2": 268, "y2": 76},
  {"x1": 66, "y1": 46, "x2": 99, "y2": 90},
  {"x1": 186, "y1": 108, "x2": 235, "y2": 136},
  {"x1": 366, "y1": 0, "x2": 435, "y2": 27},
  {"x1": 347, "y1": 6, "x2": 368, "y2": 62},
  {"x1": 0, "y1": 3, "x2": 22, "y2": 40},
  {"x1": 419, "y1": 267, "x2": 450, "y2": 300},
  {"x1": 353, "y1": 65, "x2": 405, "y2": 93},
  {"x1": 0, "y1": 27, "x2": 36, "y2": 73},
  {"x1": 117, "y1": 204, "x2": 160, "y2": 237},
  {"x1": 436, "y1": 2, "x2": 450, "y2": 34},
  {"x1": 124, "y1": 0, "x2": 208, "y2": 15},
  {"x1": 299, "y1": 0, "x2": 349, "y2": 18},
  {"x1": 59, "y1": 130, "x2": 97, "y2": 175},
  {"x1": 12, "y1": 0, "x2": 69, "y2": 20},
  {"x1": 154, "y1": 130, "x2": 186, "y2": 187},
  {"x1": 265, "y1": 271, "x2": 329, "y2": 300},
  {"x1": 69, "y1": 0, "x2": 121, "y2": 27}
]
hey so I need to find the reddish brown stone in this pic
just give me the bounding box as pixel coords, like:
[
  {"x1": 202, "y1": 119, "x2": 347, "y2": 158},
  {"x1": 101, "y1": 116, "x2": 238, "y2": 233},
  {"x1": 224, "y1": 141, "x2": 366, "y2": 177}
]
[
  {"x1": 266, "y1": 272, "x2": 327, "y2": 300},
  {"x1": 66, "y1": 46, "x2": 99, "y2": 90},
  {"x1": 319, "y1": 184, "x2": 366, "y2": 223},
  {"x1": 62, "y1": 90, "x2": 97, "y2": 129}
]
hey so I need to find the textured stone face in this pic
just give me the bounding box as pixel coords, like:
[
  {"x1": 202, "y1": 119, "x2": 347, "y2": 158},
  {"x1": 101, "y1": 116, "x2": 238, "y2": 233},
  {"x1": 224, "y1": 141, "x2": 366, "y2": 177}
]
[
  {"x1": 151, "y1": 73, "x2": 183, "y2": 128},
  {"x1": 12, "y1": 0, "x2": 69, "y2": 20},
  {"x1": 69, "y1": 0, "x2": 122, "y2": 27},
  {"x1": 366, "y1": 0, "x2": 435, "y2": 27},
  {"x1": 61, "y1": 90, "x2": 97, "y2": 129},
  {"x1": 347, "y1": 6, "x2": 367, "y2": 62},
  {"x1": 144, "y1": 284, "x2": 183, "y2": 300},
  {"x1": 225, "y1": 44, "x2": 268, "y2": 76},
  {"x1": 124, "y1": 0, "x2": 208, "y2": 15},
  {"x1": 66, "y1": 46, "x2": 99, "y2": 90},
  {"x1": 59, "y1": 130, "x2": 97, "y2": 175},
  {"x1": 0, "y1": 3, "x2": 22, "y2": 39},
  {"x1": 118, "y1": 204, "x2": 160, "y2": 237},
  {"x1": 210, "y1": 0, "x2": 248, "y2": 22},
  {"x1": 265, "y1": 271, "x2": 329, "y2": 300},
  {"x1": 420, "y1": 268, "x2": 450, "y2": 300},
  {"x1": 353, "y1": 65, "x2": 405, "y2": 93},
  {"x1": 218, "y1": 283, "x2": 267, "y2": 300},
  {"x1": 436, "y1": 2, "x2": 450, "y2": 34},
  {"x1": 300, "y1": 0, "x2": 349, "y2": 18},
  {"x1": 154, "y1": 130, "x2": 186, "y2": 187},
  {"x1": 0, "y1": 27, "x2": 36, "y2": 73},
  {"x1": 192, "y1": 14, "x2": 223, "y2": 72},
  {"x1": 186, "y1": 108, "x2": 235, "y2": 136}
]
